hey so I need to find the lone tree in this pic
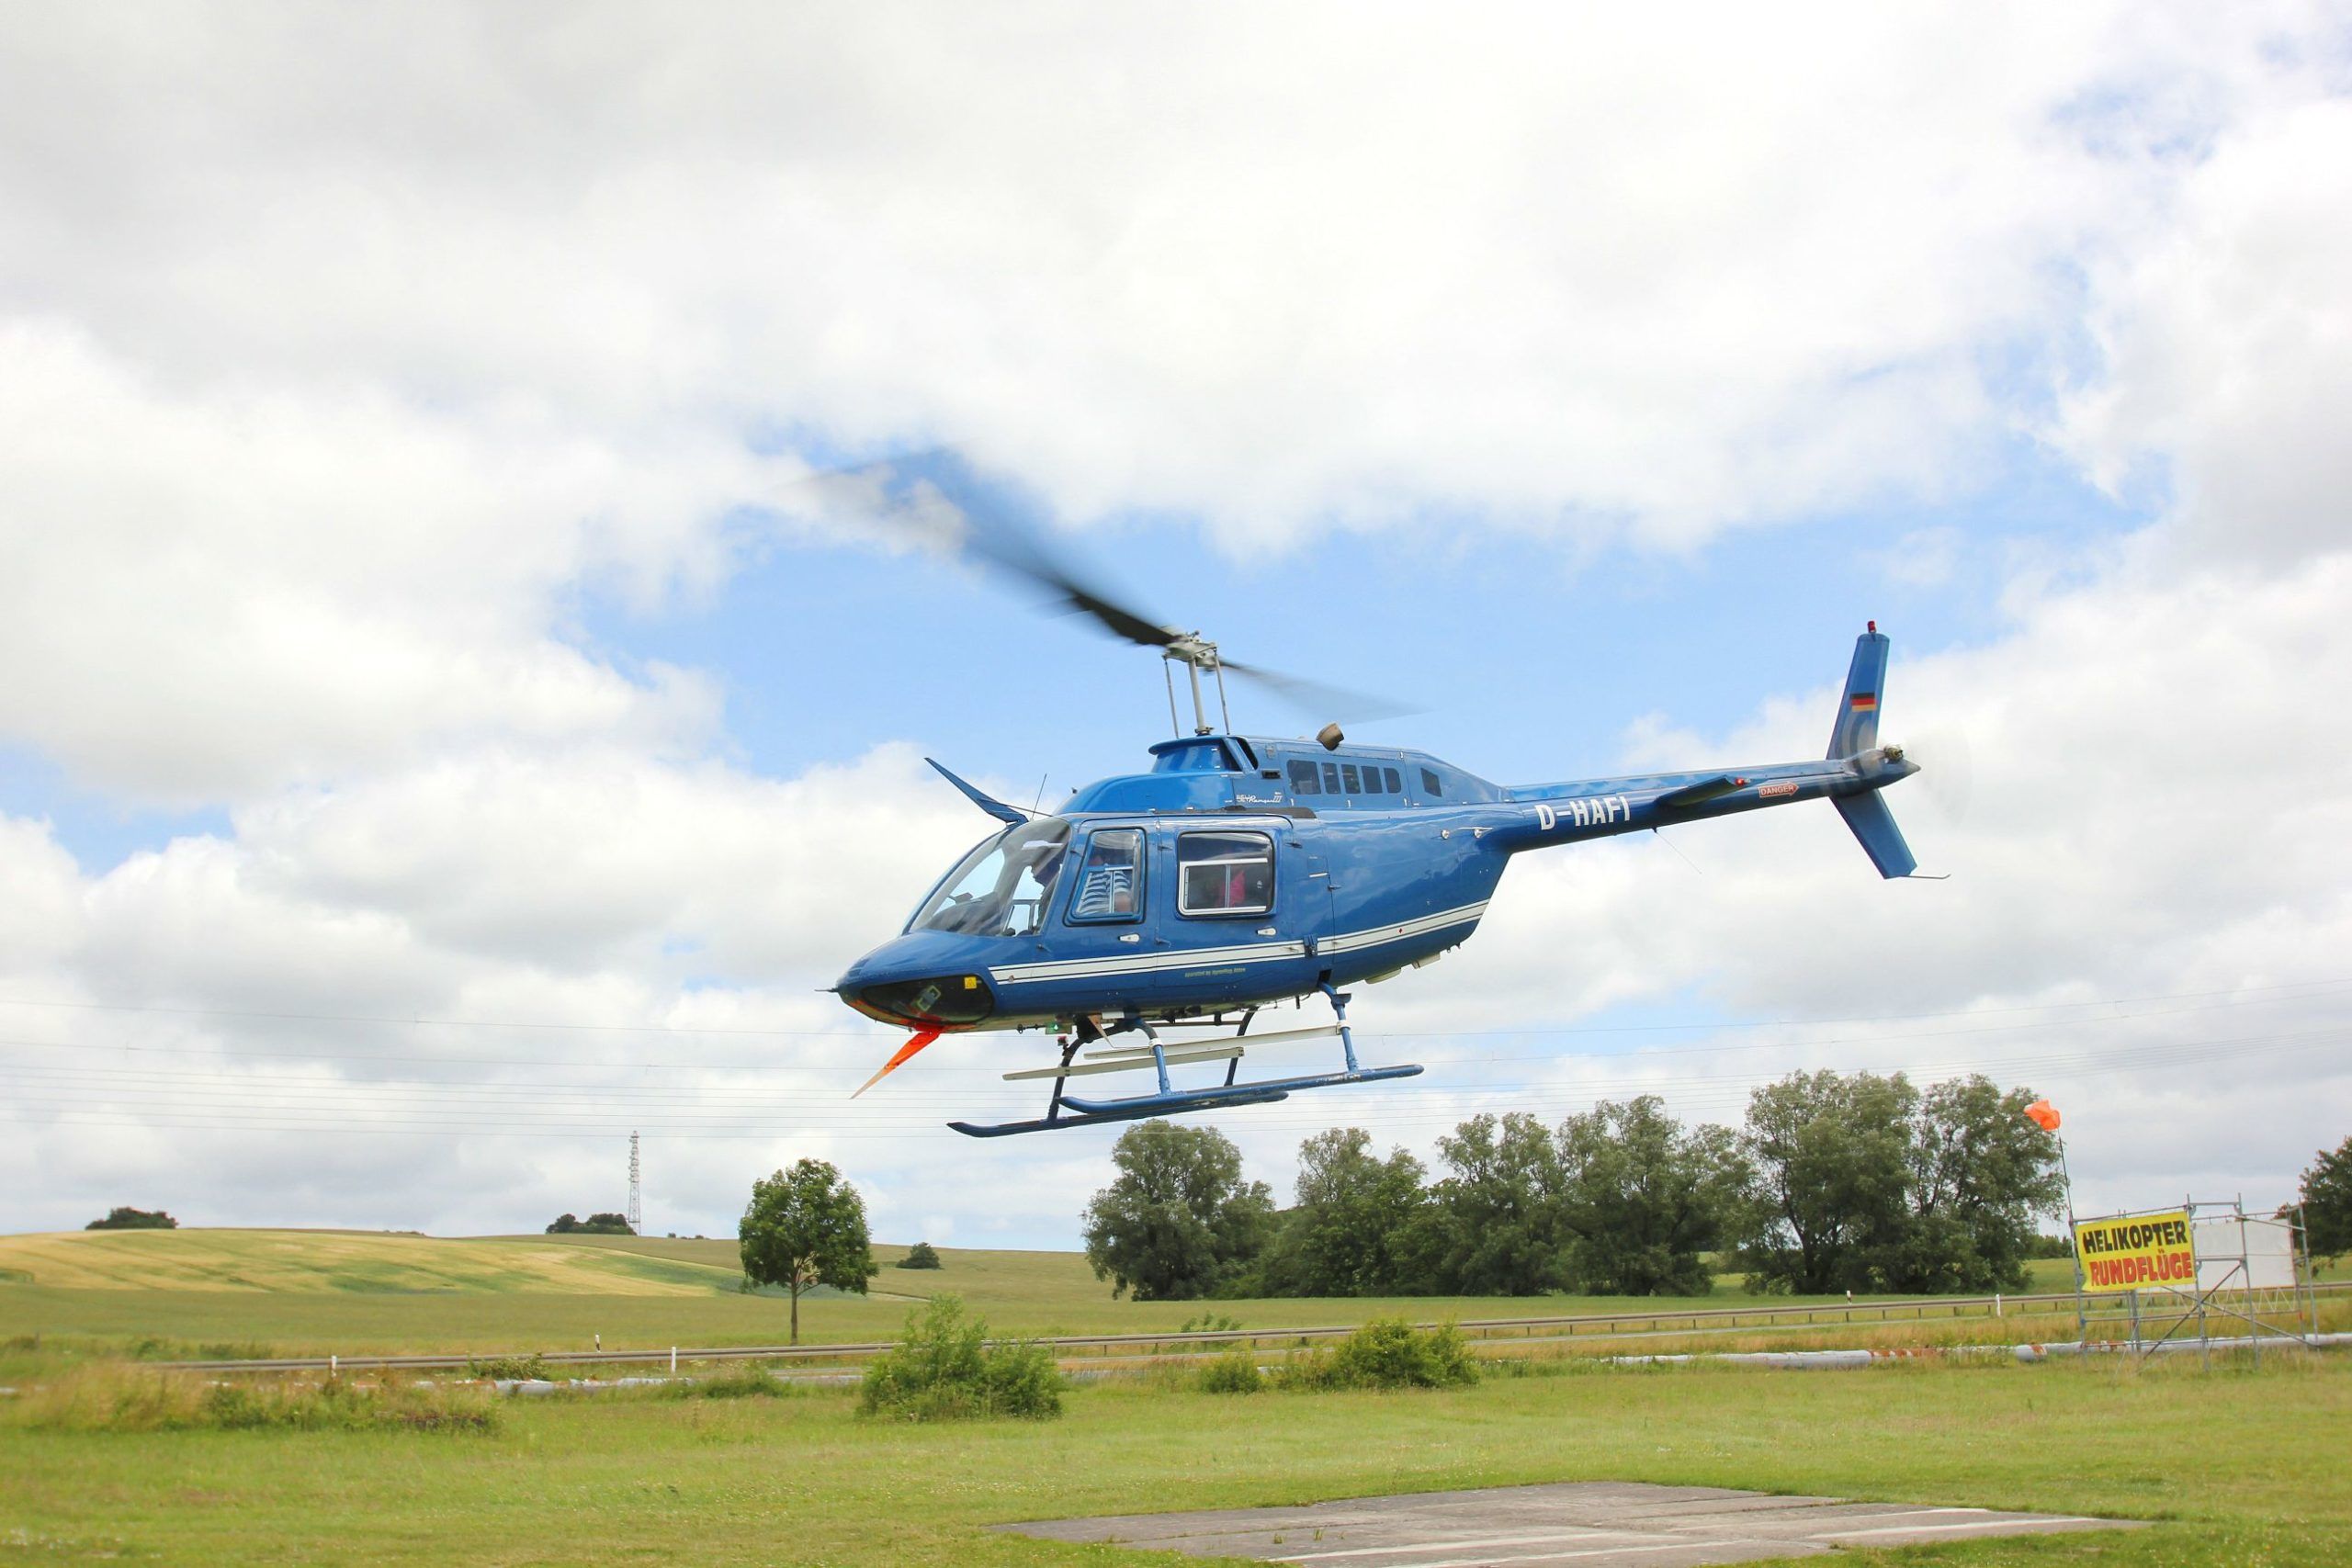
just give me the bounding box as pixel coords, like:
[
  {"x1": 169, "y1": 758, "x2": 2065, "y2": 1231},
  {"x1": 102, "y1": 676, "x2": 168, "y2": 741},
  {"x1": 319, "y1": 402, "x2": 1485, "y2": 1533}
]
[
  {"x1": 740, "y1": 1159, "x2": 876, "y2": 1343},
  {"x1": 898, "y1": 1241, "x2": 944, "y2": 1270},
  {"x1": 2301, "y1": 1135, "x2": 2352, "y2": 1261},
  {"x1": 85, "y1": 1206, "x2": 176, "y2": 1231},
  {"x1": 1082, "y1": 1122, "x2": 1273, "y2": 1300}
]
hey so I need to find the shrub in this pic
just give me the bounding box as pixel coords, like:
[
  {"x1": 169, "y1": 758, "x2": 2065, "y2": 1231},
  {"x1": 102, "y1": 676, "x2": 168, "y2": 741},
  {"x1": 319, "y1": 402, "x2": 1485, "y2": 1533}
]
[
  {"x1": 1275, "y1": 1319, "x2": 1479, "y2": 1392},
  {"x1": 85, "y1": 1207, "x2": 176, "y2": 1231},
  {"x1": 466, "y1": 1355, "x2": 551, "y2": 1382},
  {"x1": 898, "y1": 1242, "x2": 944, "y2": 1269},
  {"x1": 11, "y1": 1368, "x2": 498, "y2": 1434},
  {"x1": 858, "y1": 1295, "x2": 1062, "y2": 1422},
  {"x1": 1179, "y1": 1312, "x2": 1241, "y2": 1334},
  {"x1": 671, "y1": 1367, "x2": 792, "y2": 1400},
  {"x1": 1194, "y1": 1351, "x2": 1264, "y2": 1393}
]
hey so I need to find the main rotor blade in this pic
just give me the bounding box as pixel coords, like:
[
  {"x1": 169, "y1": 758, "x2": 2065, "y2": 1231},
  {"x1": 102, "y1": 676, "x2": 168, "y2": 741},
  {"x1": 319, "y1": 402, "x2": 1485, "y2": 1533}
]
[
  {"x1": 786, "y1": 448, "x2": 1186, "y2": 651},
  {"x1": 1220, "y1": 658, "x2": 1420, "y2": 725},
  {"x1": 782, "y1": 447, "x2": 1415, "y2": 719}
]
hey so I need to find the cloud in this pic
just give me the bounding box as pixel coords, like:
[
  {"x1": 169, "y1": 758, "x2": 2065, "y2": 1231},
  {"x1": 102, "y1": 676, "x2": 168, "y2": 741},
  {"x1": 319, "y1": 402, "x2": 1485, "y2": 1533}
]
[
  {"x1": 0, "y1": 743, "x2": 1033, "y2": 1235},
  {"x1": 0, "y1": 323, "x2": 747, "y2": 803},
  {"x1": 2056, "y1": 96, "x2": 2352, "y2": 566},
  {"x1": 3, "y1": 5, "x2": 2349, "y2": 1242},
  {"x1": 2, "y1": 2, "x2": 2337, "y2": 566}
]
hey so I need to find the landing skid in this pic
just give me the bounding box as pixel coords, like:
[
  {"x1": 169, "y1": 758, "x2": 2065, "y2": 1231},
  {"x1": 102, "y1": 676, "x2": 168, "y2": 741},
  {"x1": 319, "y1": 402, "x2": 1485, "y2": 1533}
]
[{"x1": 946, "y1": 987, "x2": 1421, "y2": 1138}]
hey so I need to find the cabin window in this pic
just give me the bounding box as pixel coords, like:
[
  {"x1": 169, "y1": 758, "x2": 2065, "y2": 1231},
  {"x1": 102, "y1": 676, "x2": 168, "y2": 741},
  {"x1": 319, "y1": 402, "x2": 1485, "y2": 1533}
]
[
  {"x1": 1066, "y1": 828, "x2": 1145, "y2": 923},
  {"x1": 1384, "y1": 767, "x2": 1402, "y2": 794},
  {"x1": 1177, "y1": 830, "x2": 1274, "y2": 917},
  {"x1": 909, "y1": 818, "x2": 1072, "y2": 938},
  {"x1": 1287, "y1": 760, "x2": 1321, "y2": 795},
  {"x1": 1341, "y1": 763, "x2": 1361, "y2": 794},
  {"x1": 1322, "y1": 761, "x2": 1341, "y2": 794},
  {"x1": 1420, "y1": 768, "x2": 1442, "y2": 797}
]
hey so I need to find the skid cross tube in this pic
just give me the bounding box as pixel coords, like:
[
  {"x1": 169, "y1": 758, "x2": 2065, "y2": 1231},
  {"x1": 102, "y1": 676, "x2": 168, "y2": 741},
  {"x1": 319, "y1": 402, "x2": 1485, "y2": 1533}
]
[{"x1": 948, "y1": 990, "x2": 1419, "y2": 1137}]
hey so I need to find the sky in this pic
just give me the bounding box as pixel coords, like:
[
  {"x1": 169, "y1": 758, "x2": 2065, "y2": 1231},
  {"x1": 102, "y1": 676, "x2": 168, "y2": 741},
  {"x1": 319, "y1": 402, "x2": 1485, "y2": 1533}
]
[{"x1": 2, "y1": 2, "x2": 2348, "y2": 1249}]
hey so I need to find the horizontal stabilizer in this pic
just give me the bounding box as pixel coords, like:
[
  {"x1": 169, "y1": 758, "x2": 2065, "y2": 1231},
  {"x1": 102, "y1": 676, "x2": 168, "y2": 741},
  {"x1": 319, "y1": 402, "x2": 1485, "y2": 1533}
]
[
  {"x1": 1656, "y1": 774, "x2": 1747, "y2": 810},
  {"x1": 1835, "y1": 792, "x2": 1917, "y2": 879}
]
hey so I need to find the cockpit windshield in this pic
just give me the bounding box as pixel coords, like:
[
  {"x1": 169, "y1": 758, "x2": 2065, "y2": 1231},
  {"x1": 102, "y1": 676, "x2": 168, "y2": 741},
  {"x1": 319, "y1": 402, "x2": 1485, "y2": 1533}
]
[{"x1": 908, "y1": 818, "x2": 1072, "y2": 938}]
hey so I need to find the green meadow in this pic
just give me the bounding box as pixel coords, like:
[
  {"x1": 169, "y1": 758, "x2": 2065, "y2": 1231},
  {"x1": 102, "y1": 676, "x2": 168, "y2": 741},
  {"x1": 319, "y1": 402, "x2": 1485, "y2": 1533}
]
[
  {"x1": 0, "y1": 1228, "x2": 2112, "y2": 1357},
  {"x1": 5, "y1": 1230, "x2": 2347, "y2": 1564},
  {"x1": 3, "y1": 1346, "x2": 2346, "y2": 1565}
]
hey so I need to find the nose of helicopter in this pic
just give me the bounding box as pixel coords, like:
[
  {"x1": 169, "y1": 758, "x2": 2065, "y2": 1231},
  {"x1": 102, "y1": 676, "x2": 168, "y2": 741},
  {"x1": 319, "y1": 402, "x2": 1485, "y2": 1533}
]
[{"x1": 835, "y1": 931, "x2": 1000, "y2": 1029}]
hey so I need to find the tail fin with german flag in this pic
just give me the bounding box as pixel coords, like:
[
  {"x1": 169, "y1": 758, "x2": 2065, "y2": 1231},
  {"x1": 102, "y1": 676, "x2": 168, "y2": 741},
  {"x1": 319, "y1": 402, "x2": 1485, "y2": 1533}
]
[
  {"x1": 1827, "y1": 623, "x2": 1888, "y2": 760},
  {"x1": 1827, "y1": 623, "x2": 1919, "y2": 878}
]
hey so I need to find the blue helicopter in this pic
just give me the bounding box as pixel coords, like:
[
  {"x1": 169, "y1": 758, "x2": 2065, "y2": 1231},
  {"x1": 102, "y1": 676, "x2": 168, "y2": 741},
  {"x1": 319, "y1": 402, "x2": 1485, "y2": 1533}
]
[{"x1": 824, "y1": 468, "x2": 1927, "y2": 1138}]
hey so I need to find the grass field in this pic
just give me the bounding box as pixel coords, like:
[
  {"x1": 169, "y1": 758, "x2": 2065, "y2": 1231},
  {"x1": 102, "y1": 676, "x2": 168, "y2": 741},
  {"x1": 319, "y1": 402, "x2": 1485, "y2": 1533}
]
[
  {"x1": 0, "y1": 1229, "x2": 2116, "y2": 1357},
  {"x1": 4, "y1": 1229, "x2": 2347, "y2": 1563},
  {"x1": 2, "y1": 1348, "x2": 2346, "y2": 1564}
]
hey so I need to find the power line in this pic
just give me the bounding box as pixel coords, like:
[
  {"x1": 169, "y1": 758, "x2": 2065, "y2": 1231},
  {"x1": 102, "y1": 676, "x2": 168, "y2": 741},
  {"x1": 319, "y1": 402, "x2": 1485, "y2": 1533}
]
[
  {"x1": 8, "y1": 1021, "x2": 2339, "y2": 1109},
  {"x1": 0, "y1": 978, "x2": 2342, "y2": 1080},
  {"x1": 0, "y1": 974, "x2": 2342, "y2": 1044},
  {"x1": 9, "y1": 1027, "x2": 2343, "y2": 1139}
]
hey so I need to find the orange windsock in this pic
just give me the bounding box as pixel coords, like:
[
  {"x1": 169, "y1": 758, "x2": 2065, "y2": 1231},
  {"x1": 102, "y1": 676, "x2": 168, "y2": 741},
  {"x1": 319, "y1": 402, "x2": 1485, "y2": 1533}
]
[{"x1": 2024, "y1": 1099, "x2": 2061, "y2": 1132}]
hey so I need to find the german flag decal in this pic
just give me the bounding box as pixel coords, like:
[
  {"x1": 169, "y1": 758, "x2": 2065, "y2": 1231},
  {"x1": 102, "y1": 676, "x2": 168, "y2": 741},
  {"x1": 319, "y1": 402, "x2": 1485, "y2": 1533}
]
[{"x1": 1850, "y1": 694, "x2": 1878, "y2": 710}]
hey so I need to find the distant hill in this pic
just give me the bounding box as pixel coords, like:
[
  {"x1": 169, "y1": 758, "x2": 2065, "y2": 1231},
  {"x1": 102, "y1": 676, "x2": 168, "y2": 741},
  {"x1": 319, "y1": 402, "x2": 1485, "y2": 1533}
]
[{"x1": 0, "y1": 1228, "x2": 745, "y2": 1296}]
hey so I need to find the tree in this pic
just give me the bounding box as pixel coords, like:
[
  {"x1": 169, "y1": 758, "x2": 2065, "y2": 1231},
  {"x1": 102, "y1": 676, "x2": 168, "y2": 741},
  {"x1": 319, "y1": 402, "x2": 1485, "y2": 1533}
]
[
  {"x1": 899, "y1": 1241, "x2": 944, "y2": 1269},
  {"x1": 1737, "y1": 1070, "x2": 1918, "y2": 1293},
  {"x1": 1081, "y1": 1122, "x2": 1273, "y2": 1300},
  {"x1": 2300, "y1": 1135, "x2": 2352, "y2": 1260},
  {"x1": 85, "y1": 1206, "x2": 176, "y2": 1231},
  {"x1": 1263, "y1": 1128, "x2": 1430, "y2": 1296},
  {"x1": 1555, "y1": 1098, "x2": 1747, "y2": 1296},
  {"x1": 740, "y1": 1159, "x2": 876, "y2": 1343},
  {"x1": 1886, "y1": 1077, "x2": 2065, "y2": 1293},
  {"x1": 1419, "y1": 1112, "x2": 1566, "y2": 1295},
  {"x1": 1734, "y1": 1070, "x2": 2064, "y2": 1295},
  {"x1": 547, "y1": 1212, "x2": 633, "y2": 1235}
]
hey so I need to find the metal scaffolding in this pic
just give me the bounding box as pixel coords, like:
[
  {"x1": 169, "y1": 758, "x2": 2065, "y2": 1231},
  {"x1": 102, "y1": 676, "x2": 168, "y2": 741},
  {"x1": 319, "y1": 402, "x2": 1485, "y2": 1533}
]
[{"x1": 2071, "y1": 1196, "x2": 2318, "y2": 1364}]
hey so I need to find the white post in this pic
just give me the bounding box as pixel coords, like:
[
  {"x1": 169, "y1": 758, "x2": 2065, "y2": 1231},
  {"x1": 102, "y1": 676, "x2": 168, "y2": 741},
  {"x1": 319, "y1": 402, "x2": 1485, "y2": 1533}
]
[
  {"x1": 330, "y1": 1354, "x2": 337, "y2": 1375},
  {"x1": 670, "y1": 1347, "x2": 677, "y2": 1373},
  {"x1": 1996, "y1": 1293, "x2": 2003, "y2": 1318}
]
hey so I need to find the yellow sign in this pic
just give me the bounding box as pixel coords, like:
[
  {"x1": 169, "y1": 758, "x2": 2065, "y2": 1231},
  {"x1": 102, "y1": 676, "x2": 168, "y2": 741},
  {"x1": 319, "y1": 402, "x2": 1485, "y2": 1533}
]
[{"x1": 2073, "y1": 1209, "x2": 2197, "y2": 1293}]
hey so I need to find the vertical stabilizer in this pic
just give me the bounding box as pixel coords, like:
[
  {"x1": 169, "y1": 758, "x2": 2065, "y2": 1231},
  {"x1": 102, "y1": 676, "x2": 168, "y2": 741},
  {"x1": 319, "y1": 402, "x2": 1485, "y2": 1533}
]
[{"x1": 1827, "y1": 625, "x2": 1890, "y2": 760}]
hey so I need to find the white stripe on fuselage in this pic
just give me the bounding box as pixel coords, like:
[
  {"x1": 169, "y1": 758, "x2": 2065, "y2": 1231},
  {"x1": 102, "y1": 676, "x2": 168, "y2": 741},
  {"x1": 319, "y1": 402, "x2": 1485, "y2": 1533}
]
[{"x1": 987, "y1": 900, "x2": 1488, "y2": 986}]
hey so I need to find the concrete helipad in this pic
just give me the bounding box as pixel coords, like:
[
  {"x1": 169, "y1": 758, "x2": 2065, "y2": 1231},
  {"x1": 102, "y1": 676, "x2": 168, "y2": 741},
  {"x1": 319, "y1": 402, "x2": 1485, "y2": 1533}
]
[{"x1": 996, "y1": 1481, "x2": 2141, "y2": 1564}]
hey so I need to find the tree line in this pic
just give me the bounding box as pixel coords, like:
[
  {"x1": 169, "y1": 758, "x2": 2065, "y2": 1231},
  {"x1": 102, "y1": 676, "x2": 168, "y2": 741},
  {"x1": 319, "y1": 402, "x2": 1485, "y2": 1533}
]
[{"x1": 1080, "y1": 1070, "x2": 2068, "y2": 1301}]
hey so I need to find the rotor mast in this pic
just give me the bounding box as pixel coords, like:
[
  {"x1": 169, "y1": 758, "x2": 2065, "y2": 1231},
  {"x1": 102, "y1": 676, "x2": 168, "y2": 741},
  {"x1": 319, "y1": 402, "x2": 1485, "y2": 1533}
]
[{"x1": 1162, "y1": 633, "x2": 1231, "y2": 736}]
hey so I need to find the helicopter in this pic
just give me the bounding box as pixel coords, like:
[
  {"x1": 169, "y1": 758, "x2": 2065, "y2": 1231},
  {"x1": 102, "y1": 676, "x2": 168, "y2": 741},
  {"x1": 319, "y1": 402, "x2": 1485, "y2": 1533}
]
[{"x1": 821, "y1": 458, "x2": 1928, "y2": 1138}]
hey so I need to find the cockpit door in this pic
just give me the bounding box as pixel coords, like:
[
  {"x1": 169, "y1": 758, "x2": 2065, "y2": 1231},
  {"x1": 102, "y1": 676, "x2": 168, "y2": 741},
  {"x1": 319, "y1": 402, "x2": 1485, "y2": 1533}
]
[{"x1": 1281, "y1": 822, "x2": 1335, "y2": 979}]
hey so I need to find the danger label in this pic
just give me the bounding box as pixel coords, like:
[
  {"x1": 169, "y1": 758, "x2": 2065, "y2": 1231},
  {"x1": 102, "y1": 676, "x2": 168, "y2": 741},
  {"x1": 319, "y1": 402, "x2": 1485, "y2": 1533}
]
[{"x1": 2073, "y1": 1209, "x2": 2196, "y2": 1294}]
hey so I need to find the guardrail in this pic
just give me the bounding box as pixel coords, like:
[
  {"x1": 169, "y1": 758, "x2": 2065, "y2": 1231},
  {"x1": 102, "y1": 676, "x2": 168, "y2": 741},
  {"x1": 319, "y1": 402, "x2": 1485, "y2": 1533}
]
[{"x1": 164, "y1": 1280, "x2": 2350, "y2": 1374}]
